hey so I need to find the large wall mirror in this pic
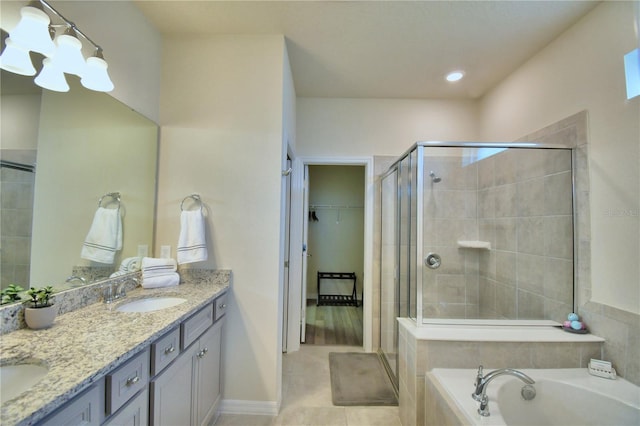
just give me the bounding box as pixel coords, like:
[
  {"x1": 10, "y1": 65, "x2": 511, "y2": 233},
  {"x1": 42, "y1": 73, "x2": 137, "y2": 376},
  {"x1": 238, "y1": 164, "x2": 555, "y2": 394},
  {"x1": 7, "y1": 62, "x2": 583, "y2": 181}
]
[{"x1": 1, "y1": 69, "x2": 158, "y2": 295}]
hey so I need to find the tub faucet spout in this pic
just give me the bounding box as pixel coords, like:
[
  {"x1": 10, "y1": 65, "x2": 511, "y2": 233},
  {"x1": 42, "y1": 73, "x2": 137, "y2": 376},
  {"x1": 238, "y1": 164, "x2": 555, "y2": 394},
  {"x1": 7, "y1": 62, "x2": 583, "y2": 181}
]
[{"x1": 471, "y1": 365, "x2": 535, "y2": 417}]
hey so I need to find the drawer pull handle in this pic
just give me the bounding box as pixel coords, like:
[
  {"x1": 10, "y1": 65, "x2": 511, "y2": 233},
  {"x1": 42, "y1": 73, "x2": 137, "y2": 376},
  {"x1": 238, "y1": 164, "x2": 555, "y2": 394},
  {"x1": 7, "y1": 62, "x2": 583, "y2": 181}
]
[
  {"x1": 197, "y1": 348, "x2": 209, "y2": 358},
  {"x1": 164, "y1": 345, "x2": 175, "y2": 355},
  {"x1": 126, "y1": 376, "x2": 140, "y2": 387},
  {"x1": 219, "y1": 303, "x2": 226, "y2": 309}
]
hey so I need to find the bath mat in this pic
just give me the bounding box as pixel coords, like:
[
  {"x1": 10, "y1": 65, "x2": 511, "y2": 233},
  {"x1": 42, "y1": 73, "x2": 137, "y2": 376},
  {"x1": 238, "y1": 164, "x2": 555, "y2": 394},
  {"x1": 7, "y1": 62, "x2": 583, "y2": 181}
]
[{"x1": 329, "y1": 352, "x2": 398, "y2": 406}]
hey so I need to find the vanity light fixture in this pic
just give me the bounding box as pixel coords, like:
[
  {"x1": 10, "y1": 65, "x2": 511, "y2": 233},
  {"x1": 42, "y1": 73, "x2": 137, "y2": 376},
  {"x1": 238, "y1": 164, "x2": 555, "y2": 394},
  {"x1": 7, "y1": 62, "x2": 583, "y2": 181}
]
[
  {"x1": 445, "y1": 70, "x2": 465, "y2": 82},
  {"x1": 0, "y1": 0, "x2": 114, "y2": 92}
]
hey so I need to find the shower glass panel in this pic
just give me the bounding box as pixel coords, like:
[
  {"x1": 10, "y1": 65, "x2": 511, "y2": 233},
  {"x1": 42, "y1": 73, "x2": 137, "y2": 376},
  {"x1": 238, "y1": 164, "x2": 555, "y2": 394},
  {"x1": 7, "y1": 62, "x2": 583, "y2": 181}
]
[
  {"x1": 398, "y1": 154, "x2": 414, "y2": 321},
  {"x1": 380, "y1": 170, "x2": 398, "y2": 382},
  {"x1": 380, "y1": 142, "x2": 575, "y2": 329}
]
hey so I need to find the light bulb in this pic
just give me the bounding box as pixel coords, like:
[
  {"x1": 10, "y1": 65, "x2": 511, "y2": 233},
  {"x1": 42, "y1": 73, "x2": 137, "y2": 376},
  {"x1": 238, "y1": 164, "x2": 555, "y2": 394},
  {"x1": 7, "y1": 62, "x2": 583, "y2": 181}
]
[
  {"x1": 445, "y1": 71, "x2": 465, "y2": 82},
  {"x1": 10, "y1": 5, "x2": 55, "y2": 56},
  {"x1": 35, "y1": 57, "x2": 70, "y2": 92},
  {"x1": 81, "y1": 56, "x2": 114, "y2": 92},
  {"x1": 0, "y1": 38, "x2": 36, "y2": 76},
  {"x1": 51, "y1": 29, "x2": 86, "y2": 77}
]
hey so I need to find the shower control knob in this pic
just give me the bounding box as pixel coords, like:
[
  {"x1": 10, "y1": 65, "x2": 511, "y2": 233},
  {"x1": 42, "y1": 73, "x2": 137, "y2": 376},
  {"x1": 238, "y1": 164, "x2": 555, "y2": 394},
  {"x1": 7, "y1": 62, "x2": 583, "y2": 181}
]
[{"x1": 425, "y1": 253, "x2": 441, "y2": 269}]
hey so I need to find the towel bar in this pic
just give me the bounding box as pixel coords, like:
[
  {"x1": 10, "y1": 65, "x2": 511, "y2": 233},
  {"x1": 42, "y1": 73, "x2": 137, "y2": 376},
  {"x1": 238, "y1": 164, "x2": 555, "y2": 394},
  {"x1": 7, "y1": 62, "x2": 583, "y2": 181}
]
[
  {"x1": 98, "y1": 192, "x2": 121, "y2": 208},
  {"x1": 181, "y1": 194, "x2": 203, "y2": 211}
]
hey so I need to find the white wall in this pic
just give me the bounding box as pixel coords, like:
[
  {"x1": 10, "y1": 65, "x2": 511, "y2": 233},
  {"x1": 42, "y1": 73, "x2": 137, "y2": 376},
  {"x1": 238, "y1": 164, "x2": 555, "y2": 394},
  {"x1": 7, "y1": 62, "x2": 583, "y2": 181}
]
[
  {"x1": 479, "y1": 1, "x2": 640, "y2": 314},
  {"x1": 296, "y1": 98, "x2": 479, "y2": 157},
  {"x1": 156, "y1": 35, "x2": 288, "y2": 407}
]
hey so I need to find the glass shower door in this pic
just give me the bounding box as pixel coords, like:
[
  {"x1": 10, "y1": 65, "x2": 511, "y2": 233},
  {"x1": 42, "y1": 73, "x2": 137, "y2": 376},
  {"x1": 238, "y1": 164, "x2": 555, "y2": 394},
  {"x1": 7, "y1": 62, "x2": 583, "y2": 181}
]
[{"x1": 380, "y1": 169, "x2": 398, "y2": 382}]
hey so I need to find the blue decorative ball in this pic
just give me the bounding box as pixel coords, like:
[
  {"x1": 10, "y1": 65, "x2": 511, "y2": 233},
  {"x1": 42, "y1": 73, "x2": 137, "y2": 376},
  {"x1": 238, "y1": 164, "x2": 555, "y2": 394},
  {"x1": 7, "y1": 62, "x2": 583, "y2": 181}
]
[
  {"x1": 570, "y1": 320, "x2": 583, "y2": 330},
  {"x1": 567, "y1": 313, "x2": 579, "y2": 321}
]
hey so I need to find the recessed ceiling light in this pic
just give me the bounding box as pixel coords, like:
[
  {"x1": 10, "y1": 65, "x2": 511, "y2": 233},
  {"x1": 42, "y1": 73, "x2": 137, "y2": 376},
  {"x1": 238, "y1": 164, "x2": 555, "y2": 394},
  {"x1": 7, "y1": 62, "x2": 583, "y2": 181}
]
[{"x1": 446, "y1": 71, "x2": 465, "y2": 82}]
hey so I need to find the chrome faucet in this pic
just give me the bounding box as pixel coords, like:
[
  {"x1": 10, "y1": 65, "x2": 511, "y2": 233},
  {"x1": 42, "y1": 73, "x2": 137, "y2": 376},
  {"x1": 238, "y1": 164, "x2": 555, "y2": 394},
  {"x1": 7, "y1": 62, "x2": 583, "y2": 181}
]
[
  {"x1": 103, "y1": 277, "x2": 138, "y2": 304},
  {"x1": 65, "y1": 275, "x2": 86, "y2": 286},
  {"x1": 472, "y1": 365, "x2": 535, "y2": 416}
]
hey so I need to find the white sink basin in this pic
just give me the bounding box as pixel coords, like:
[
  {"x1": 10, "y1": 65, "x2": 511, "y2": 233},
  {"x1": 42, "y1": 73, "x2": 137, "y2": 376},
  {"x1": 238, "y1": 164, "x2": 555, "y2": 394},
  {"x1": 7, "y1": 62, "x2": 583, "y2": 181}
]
[
  {"x1": 0, "y1": 363, "x2": 49, "y2": 404},
  {"x1": 116, "y1": 297, "x2": 187, "y2": 313}
]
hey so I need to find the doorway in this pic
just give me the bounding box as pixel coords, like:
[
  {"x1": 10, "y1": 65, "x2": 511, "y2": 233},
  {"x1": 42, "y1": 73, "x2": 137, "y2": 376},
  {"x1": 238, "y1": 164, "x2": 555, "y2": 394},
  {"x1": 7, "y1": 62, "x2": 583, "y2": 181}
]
[{"x1": 303, "y1": 165, "x2": 365, "y2": 346}]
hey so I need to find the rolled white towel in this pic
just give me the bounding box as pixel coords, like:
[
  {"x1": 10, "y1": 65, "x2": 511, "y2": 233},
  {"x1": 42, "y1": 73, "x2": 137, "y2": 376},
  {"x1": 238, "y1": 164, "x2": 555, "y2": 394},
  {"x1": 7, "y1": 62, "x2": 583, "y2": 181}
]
[
  {"x1": 119, "y1": 257, "x2": 142, "y2": 272},
  {"x1": 142, "y1": 272, "x2": 180, "y2": 289},
  {"x1": 142, "y1": 257, "x2": 177, "y2": 277}
]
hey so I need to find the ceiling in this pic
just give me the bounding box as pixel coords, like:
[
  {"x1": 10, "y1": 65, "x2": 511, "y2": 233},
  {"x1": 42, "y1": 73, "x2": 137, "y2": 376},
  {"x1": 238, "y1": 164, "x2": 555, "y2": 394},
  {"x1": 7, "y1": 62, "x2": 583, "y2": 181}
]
[{"x1": 134, "y1": 0, "x2": 599, "y2": 100}]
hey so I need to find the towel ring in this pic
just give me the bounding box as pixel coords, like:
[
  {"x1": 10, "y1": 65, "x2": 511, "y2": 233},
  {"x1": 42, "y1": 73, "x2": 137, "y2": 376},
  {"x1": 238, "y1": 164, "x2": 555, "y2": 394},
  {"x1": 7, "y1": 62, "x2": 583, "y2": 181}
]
[
  {"x1": 181, "y1": 194, "x2": 203, "y2": 211},
  {"x1": 98, "y1": 192, "x2": 121, "y2": 208}
]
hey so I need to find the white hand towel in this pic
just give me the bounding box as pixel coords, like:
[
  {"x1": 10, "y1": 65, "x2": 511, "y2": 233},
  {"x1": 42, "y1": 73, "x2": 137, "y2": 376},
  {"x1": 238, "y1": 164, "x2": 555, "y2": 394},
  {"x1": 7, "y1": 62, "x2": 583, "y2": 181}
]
[
  {"x1": 142, "y1": 272, "x2": 180, "y2": 289},
  {"x1": 142, "y1": 257, "x2": 177, "y2": 277},
  {"x1": 81, "y1": 207, "x2": 122, "y2": 264},
  {"x1": 177, "y1": 209, "x2": 208, "y2": 264}
]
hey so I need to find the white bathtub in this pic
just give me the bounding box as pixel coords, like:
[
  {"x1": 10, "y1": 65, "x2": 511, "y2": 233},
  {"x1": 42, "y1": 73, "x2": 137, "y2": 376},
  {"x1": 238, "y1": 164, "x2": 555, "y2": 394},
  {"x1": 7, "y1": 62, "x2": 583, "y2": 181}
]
[{"x1": 427, "y1": 368, "x2": 640, "y2": 426}]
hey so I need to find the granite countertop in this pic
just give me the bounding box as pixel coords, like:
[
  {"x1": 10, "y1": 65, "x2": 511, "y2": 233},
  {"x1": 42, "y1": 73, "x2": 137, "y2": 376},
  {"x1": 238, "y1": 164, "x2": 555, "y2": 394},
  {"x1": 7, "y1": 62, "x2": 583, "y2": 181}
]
[{"x1": 0, "y1": 275, "x2": 230, "y2": 426}]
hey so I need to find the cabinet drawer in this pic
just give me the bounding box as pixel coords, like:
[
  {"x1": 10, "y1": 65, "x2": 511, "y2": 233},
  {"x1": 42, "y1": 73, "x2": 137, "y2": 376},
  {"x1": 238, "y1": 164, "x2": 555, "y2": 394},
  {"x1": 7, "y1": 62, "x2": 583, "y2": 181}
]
[
  {"x1": 151, "y1": 327, "x2": 180, "y2": 376},
  {"x1": 181, "y1": 303, "x2": 213, "y2": 350},
  {"x1": 106, "y1": 349, "x2": 149, "y2": 415},
  {"x1": 214, "y1": 292, "x2": 228, "y2": 321},
  {"x1": 40, "y1": 384, "x2": 101, "y2": 426}
]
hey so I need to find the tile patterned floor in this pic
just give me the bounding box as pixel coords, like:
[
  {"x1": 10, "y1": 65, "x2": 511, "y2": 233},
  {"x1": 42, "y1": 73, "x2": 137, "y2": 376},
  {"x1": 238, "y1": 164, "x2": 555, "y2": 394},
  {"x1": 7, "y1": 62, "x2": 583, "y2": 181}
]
[{"x1": 214, "y1": 345, "x2": 401, "y2": 426}]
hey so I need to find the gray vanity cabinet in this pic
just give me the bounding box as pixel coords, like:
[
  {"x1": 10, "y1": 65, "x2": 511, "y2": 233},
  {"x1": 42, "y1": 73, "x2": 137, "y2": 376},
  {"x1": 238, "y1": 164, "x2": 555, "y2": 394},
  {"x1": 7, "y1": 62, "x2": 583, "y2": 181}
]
[
  {"x1": 194, "y1": 319, "x2": 223, "y2": 425},
  {"x1": 34, "y1": 292, "x2": 226, "y2": 426},
  {"x1": 150, "y1": 300, "x2": 225, "y2": 426},
  {"x1": 150, "y1": 341, "x2": 196, "y2": 425}
]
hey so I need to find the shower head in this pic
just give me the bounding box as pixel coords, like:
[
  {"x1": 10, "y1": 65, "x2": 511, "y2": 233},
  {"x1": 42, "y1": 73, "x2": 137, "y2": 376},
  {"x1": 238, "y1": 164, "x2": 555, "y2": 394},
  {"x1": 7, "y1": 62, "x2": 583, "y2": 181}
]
[{"x1": 429, "y1": 171, "x2": 442, "y2": 183}]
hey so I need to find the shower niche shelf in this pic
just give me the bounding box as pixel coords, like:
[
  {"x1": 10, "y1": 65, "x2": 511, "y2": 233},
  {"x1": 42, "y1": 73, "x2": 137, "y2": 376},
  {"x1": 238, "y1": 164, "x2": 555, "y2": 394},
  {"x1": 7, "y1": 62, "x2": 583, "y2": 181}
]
[{"x1": 457, "y1": 240, "x2": 491, "y2": 250}]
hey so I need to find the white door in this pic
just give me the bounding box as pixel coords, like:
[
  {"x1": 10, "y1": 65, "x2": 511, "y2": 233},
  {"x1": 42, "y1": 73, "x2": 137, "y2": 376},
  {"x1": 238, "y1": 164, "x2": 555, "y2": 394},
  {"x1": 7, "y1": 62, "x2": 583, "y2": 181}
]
[
  {"x1": 282, "y1": 158, "x2": 292, "y2": 352},
  {"x1": 300, "y1": 164, "x2": 310, "y2": 343}
]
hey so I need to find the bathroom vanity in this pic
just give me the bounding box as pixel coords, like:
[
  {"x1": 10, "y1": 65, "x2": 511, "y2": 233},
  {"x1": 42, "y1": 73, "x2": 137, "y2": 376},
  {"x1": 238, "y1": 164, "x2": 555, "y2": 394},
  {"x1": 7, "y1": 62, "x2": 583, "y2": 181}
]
[{"x1": 0, "y1": 271, "x2": 230, "y2": 426}]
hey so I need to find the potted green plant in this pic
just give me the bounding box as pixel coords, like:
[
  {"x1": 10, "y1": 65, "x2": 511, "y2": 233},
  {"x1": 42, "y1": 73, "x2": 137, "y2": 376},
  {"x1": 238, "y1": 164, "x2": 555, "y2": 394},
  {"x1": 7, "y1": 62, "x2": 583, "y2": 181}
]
[
  {"x1": 24, "y1": 286, "x2": 57, "y2": 330},
  {"x1": 1, "y1": 284, "x2": 24, "y2": 304}
]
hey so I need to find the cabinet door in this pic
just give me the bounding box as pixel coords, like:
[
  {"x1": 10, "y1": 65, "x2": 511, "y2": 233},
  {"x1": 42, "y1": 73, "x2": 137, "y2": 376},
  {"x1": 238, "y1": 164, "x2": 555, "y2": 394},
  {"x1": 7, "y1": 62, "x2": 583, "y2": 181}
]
[
  {"x1": 194, "y1": 320, "x2": 223, "y2": 426},
  {"x1": 150, "y1": 344, "x2": 197, "y2": 426},
  {"x1": 104, "y1": 387, "x2": 148, "y2": 426}
]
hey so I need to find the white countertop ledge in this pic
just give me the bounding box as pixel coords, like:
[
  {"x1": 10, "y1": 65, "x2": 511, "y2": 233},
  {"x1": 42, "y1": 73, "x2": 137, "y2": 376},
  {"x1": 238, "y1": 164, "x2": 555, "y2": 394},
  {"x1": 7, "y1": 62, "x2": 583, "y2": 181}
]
[{"x1": 398, "y1": 318, "x2": 605, "y2": 343}]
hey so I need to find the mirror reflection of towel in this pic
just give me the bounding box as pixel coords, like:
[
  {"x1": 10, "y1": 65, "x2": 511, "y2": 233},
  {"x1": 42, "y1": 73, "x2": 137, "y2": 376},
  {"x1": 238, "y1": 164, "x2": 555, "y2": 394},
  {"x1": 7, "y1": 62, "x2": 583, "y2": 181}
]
[
  {"x1": 177, "y1": 209, "x2": 208, "y2": 264},
  {"x1": 81, "y1": 207, "x2": 122, "y2": 264}
]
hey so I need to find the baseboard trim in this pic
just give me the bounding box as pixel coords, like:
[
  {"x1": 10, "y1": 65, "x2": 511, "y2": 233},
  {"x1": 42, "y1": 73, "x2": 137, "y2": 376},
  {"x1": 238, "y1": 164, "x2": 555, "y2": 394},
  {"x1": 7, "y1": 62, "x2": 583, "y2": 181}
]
[{"x1": 219, "y1": 399, "x2": 280, "y2": 416}]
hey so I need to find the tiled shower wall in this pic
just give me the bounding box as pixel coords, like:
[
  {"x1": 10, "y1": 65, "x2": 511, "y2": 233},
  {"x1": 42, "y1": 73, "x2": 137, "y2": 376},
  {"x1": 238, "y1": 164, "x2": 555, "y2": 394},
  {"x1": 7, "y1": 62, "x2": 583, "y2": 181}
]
[
  {"x1": 422, "y1": 148, "x2": 574, "y2": 322},
  {"x1": 476, "y1": 148, "x2": 574, "y2": 322},
  {"x1": 0, "y1": 156, "x2": 36, "y2": 290},
  {"x1": 422, "y1": 156, "x2": 480, "y2": 319}
]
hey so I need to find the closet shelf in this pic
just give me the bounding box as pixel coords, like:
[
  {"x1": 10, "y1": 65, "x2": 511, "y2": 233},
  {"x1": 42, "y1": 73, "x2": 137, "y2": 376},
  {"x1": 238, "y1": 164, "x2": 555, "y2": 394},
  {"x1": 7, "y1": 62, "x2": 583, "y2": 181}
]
[{"x1": 457, "y1": 240, "x2": 491, "y2": 250}]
